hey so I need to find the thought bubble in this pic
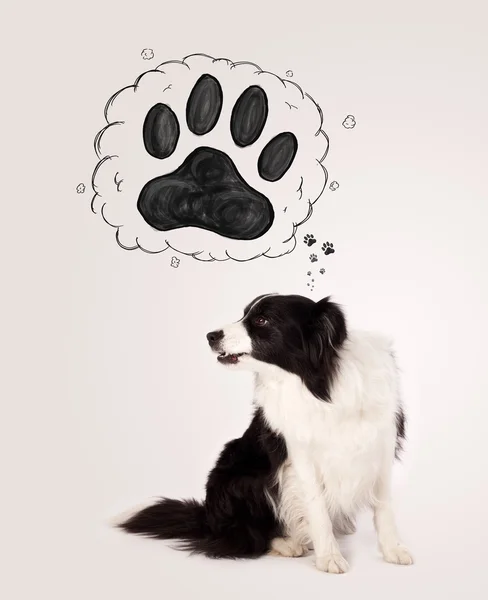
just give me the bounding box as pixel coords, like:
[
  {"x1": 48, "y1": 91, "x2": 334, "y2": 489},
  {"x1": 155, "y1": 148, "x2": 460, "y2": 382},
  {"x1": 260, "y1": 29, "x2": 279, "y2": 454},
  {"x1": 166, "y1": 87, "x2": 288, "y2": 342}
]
[
  {"x1": 91, "y1": 53, "x2": 329, "y2": 261},
  {"x1": 342, "y1": 115, "x2": 356, "y2": 129},
  {"x1": 141, "y1": 48, "x2": 154, "y2": 60}
]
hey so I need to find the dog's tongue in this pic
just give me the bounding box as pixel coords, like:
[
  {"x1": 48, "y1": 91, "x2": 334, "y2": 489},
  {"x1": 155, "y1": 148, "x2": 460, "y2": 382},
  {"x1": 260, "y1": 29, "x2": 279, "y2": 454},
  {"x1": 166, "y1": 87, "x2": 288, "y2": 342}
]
[{"x1": 218, "y1": 353, "x2": 239, "y2": 364}]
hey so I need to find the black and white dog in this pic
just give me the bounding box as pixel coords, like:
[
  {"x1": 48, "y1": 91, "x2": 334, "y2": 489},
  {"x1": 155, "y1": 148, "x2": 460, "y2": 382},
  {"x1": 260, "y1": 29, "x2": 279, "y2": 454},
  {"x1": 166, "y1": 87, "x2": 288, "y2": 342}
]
[{"x1": 120, "y1": 294, "x2": 413, "y2": 573}]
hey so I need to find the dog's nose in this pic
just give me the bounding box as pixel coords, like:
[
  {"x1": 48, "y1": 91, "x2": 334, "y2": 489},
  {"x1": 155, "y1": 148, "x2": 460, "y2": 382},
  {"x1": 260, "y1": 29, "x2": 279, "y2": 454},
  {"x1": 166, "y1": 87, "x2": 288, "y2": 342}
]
[{"x1": 206, "y1": 330, "x2": 224, "y2": 345}]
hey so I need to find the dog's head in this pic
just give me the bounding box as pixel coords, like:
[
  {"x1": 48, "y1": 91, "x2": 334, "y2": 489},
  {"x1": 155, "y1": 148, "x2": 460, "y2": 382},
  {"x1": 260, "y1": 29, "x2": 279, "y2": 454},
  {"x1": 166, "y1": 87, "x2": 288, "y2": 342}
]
[{"x1": 206, "y1": 293, "x2": 347, "y2": 401}]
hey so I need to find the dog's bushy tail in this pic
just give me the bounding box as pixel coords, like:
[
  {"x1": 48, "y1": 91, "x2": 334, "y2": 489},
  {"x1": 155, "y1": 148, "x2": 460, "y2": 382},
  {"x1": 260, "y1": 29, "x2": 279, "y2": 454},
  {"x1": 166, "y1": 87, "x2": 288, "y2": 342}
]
[
  {"x1": 119, "y1": 498, "x2": 208, "y2": 544},
  {"x1": 119, "y1": 497, "x2": 272, "y2": 559}
]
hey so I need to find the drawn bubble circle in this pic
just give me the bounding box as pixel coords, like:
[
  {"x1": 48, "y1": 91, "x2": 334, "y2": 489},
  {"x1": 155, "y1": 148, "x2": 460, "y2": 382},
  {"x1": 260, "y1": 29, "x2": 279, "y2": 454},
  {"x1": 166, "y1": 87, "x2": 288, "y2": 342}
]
[{"x1": 91, "y1": 53, "x2": 329, "y2": 261}]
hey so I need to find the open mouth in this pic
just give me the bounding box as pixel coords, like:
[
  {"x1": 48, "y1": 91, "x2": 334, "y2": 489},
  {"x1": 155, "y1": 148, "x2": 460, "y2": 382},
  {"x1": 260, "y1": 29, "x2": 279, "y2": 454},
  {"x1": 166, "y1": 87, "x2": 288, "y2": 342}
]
[{"x1": 217, "y1": 352, "x2": 247, "y2": 365}]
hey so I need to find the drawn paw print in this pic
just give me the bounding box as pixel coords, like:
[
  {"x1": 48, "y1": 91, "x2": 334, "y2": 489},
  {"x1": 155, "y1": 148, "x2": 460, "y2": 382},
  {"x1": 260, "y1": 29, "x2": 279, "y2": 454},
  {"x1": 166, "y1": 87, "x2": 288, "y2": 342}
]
[
  {"x1": 309, "y1": 253, "x2": 318, "y2": 263},
  {"x1": 304, "y1": 234, "x2": 317, "y2": 247},
  {"x1": 319, "y1": 267, "x2": 325, "y2": 274},
  {"x1": 322, "y1": 242, "x2": 335, "y2": 255},
  {"x1": 138, "y1": 77, "x2": 299, "y2": 241},
  {"x1": 170, "y1": 256, "x2": 180, "y2": 268},
  {"x1": 92, "y1": 54, "x2": 329, "y2": 261}
]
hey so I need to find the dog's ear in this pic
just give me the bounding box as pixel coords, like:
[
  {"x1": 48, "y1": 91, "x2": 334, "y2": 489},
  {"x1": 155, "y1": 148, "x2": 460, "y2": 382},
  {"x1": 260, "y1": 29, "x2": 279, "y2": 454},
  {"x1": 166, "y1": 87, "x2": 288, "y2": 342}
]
[
  {"x1": 306, "y1": 326, "x2": 327, "y2": 370},
  {"x1": 302, "y1": 298, "x2": 347, "y2": 401},
  {"x1": 306, "y1": 297, "x2": 347, "y2": 369},
  {"x1": 314, "y1": 297, "x2": 348, "y2": 349}
]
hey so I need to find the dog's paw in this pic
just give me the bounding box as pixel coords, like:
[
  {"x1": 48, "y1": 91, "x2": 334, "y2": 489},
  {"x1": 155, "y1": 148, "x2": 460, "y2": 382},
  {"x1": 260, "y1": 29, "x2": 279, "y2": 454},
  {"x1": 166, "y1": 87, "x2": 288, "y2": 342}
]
[
  {"x1": 381, "y1": 544, "x2": 414, "y2": 565},
  {"x1": 269, "y1": 537, "x2": 308, "y2": 557},
  {"x1": 315, "y1": 554, "x2": 349, "y2": 574}
]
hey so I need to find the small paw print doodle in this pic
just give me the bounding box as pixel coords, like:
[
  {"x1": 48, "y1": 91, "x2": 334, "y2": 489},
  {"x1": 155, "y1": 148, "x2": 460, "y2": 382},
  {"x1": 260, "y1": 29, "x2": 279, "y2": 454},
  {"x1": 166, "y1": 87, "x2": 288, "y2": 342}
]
[
  {"x1": 141, "y1": 48, "x2": 154, "y2": 60},
  {"x1": 76, "y1": 183, "x2": 85, "y2": 194},
  {"x1": 91, "y1": 53, "x2": 329, "y2": 261},
  {"x1": 170, "y1": 256, "x2": 180, "y2": 268},
  {"x1": 304, "y1": 234, "x2": 317, "y2": 247},
  {"x1": 307, "y1": 271, "x2": 312, "y2": 276},
  {"x1": 342, "y1": 115, "x2": 356, "y2": 129},
  {"x1": 286, "y1": 70, "x2": 293, "y2": 78},
  {"x1": 309, "y1": 253, "x2": 318, "y2": 263},
  {"x1": 329, "y1": 181, "x2": 339, "y2": 191},
  {"x1": 319, "y1": 268, "x2": 325, "y2": 275},
  {"x1": 322, "y1": 242, "x2": 335, "y2": 255}
]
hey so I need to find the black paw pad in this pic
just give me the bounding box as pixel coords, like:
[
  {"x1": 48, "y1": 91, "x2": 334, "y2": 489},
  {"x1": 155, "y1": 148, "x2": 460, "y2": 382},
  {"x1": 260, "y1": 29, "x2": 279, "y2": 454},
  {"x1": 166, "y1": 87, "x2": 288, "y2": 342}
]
[
  {"x1": 143, "y1": 104, "x2": 180, "y2": 159},
  {"x1": 186, "y1": 74, "x2": 223, "y2": 136},
  {"x1": 231, "y1": 86, "x2": 268, "y2": 147},
  {"x1": 138, "y1": 147, "x2": 274, "y2": 240},
  {"x1": 258, "y1": 132, "x2": 298, "y2": 182}
]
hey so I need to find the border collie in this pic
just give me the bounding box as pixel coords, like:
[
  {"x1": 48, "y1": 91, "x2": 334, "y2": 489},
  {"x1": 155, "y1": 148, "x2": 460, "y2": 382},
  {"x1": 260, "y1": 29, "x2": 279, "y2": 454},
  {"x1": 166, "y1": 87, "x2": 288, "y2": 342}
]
[{"x1": 120, "y1": 294, "x2": 413, "y2": 573}]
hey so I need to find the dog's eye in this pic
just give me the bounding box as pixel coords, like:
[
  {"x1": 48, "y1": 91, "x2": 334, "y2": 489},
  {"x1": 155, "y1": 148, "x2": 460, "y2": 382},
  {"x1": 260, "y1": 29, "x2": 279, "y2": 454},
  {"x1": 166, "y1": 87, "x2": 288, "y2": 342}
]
[{"x1": 254, "y1": 316, "x2": 268, "y2": 326}]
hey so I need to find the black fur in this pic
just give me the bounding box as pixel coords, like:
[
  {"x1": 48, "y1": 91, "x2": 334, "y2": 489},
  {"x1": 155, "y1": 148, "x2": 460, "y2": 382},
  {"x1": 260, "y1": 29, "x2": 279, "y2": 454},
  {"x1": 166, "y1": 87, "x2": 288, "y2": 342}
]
[
  {"x1": 388, "y1": 349, "x2": 407, "y2": 459},
  {"x1": 120, "y1": 408, "x2": 287, "y2": 558},
  {"x1": 242, "y1": 294, "x2": 347, "y2": 401},
  {"x1": 395, "y1": 407, "x2": 407, "y2": 458}
]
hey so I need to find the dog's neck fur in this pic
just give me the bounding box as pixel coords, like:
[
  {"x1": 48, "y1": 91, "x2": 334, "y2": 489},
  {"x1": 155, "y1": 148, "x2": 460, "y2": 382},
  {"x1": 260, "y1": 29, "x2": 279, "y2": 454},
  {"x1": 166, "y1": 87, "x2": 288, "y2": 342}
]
[{"x1": 252, "y1": 330, "x2": 402, "y2": 520}]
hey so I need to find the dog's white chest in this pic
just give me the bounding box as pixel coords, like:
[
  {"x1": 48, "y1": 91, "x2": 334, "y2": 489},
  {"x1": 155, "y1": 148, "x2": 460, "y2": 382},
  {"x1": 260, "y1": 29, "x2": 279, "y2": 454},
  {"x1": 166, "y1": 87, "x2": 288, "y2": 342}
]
[{"x1": 255, "y1": 370, "x2": 391, "y2": 513}]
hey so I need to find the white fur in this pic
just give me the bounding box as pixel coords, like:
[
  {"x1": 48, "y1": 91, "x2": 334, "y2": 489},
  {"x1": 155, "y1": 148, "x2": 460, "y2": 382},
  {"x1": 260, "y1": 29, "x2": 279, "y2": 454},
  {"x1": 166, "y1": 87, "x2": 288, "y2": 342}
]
[
  {"x1": 219, "y1": 327, "x2": 413, "y2": 573},
  {"x1": 269, "y1": 536, "x2": 308, "y2": 557},
  {"x1": 109, "y1": 500, "x2": 157, "y2": 528},
  {"x1": 216, "y1": 323, "x2": 252, "y2": 358}
]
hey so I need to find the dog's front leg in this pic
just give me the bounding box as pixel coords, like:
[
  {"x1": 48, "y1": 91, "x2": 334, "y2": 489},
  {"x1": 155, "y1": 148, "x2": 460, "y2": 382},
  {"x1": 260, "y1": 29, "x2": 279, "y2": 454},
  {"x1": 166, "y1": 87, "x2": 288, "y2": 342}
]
[
  {"x1": 373, "y1": 454, "x2": 414, "y2": 566},
  {"x1": 293, "y1": 448, "x2": 348, "y2": 574}
]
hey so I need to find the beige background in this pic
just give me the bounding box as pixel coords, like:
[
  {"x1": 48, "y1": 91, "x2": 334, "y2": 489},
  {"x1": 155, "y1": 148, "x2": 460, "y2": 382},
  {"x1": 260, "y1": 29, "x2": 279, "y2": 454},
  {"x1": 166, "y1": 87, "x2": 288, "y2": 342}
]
[{"x1": 2, "y1": 1, "x2": 488, "y2": 598}]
